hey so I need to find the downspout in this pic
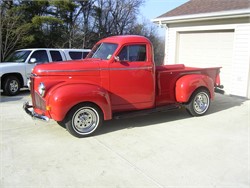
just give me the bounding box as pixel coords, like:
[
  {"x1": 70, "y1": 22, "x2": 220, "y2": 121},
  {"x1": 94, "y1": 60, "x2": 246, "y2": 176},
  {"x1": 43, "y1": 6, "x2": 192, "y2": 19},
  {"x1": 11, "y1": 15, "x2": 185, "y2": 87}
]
[{"x1": 159, "y1": 20, "x2": 168, "y2": 65}]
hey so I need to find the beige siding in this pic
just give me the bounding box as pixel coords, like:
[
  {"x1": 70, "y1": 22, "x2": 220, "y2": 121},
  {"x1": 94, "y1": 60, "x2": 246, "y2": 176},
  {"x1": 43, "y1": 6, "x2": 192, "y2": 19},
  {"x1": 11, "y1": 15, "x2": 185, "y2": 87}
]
[{"x1": 231, "y1": 25, "x2": 250, "y2": 97}]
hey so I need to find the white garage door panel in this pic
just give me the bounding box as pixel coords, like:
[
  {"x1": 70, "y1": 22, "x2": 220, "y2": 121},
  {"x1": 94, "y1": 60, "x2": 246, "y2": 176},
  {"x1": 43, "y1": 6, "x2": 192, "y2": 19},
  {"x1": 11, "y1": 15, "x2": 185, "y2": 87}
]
[{"x1": 177, "y1": 31, "x2": 234, "y2": 92}]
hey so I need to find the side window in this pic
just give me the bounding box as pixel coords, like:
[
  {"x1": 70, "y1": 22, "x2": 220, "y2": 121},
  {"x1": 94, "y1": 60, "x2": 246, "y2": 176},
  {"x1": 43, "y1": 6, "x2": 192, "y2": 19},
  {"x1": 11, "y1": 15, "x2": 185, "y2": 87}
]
[
  {"x1": 50, "y1": 51, "x2": 63, "y2": 61},
  {"x1": 118, "y1": 46, "x2": 128, "y2": 61},
  {"x1": 29, "y1": 50, "x2": 49, "y2": 64},
  {"x1": 69, "y1": 52, "x2": 82, "y2": 60},
  {"x1": 82, "y1": 52, "x2": 89, "y2": 58},
  {"x1": 118, "y1": 45, "x2": 146, "y2": 62}
]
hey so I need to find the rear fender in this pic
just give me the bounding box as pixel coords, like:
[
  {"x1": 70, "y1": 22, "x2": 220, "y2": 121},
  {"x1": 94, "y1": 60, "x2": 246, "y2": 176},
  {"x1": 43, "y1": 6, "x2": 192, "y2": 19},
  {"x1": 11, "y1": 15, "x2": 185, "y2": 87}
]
[
  {"x1": 175, "y1": 74, "x2": 214, "y2": 103},
  {"x1": 47, "y1": 83, "x2": 112, "y2": 121}
]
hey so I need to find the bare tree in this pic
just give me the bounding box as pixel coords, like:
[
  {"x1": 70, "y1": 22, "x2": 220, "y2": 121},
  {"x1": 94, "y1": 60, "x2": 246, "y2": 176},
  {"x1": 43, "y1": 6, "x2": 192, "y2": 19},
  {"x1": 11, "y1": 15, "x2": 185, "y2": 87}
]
[
  {"x1": 1, "y1": 8, "x2": 30, "y2": 61},
  {"x1": 79, "y1": 0, "x2": 96, "y2": 48},
  {"x1": 93, "y1": 0, "x2": 144, "y2": 38},
  {"x1": 131, "y1": 20, "x2": 165, "y2": 65},
  {"x1": 0, "y1": 0, "x2": 165, "y2": 60}
]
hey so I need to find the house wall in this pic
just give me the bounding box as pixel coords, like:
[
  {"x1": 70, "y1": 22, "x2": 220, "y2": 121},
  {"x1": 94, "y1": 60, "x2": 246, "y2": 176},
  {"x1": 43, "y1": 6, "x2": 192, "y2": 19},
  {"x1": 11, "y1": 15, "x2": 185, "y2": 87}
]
[
  {"x1": 231, "y1": 24, "x2": 250, "y2": 98},
  {"x1": 164, "y1": 19, "x2": 250, "y2": 98}
]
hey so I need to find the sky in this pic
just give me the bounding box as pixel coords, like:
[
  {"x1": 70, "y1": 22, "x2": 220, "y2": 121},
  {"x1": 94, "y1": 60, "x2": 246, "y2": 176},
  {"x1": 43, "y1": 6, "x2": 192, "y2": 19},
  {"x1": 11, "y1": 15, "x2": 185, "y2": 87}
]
[{"x1": 139, "y1": 0, "x2": 189, "y2": 36}]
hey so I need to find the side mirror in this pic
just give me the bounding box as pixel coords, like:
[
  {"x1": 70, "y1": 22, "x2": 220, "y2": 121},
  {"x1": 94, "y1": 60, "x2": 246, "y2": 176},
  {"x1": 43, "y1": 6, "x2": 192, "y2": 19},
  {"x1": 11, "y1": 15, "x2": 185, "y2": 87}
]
[
  {"x1": 29, "y1": 58, "x2": 37, "y2": 64},
  {"x1": 114, "y1": 56, "x2": 120, "y2": 62}
]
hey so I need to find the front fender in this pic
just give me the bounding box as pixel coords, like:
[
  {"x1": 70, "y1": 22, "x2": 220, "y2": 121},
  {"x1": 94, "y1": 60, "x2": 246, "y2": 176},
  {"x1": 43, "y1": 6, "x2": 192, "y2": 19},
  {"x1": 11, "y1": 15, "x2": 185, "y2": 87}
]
[
  {"x1": 175, "y1": 74, "x2": 214, "y2": 103},
  {"x1": 46, "y1": 83, "x2": 112, "y2": 121}
]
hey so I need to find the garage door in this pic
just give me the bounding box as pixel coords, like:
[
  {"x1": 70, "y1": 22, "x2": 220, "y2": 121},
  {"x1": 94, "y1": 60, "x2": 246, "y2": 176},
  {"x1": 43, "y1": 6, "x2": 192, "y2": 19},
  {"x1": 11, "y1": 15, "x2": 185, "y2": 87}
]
[{"x1": 177, "y1": 30, "x2": 234, "y2": 93}]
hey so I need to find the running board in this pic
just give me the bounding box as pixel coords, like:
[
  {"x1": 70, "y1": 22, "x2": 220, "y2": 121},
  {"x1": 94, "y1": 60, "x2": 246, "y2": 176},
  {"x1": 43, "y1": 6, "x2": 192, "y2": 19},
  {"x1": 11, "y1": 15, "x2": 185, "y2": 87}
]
[{"x1": 113, "y1": 104, "x2": 181, "y2": 120}]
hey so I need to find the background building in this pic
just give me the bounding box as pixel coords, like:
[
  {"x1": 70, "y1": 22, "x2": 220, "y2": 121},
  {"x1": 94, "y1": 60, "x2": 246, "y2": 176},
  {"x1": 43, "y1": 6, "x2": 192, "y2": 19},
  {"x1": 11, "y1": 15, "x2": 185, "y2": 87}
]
[{"x1": 153, "y1": 0, "x2": 250, "y2": 98}]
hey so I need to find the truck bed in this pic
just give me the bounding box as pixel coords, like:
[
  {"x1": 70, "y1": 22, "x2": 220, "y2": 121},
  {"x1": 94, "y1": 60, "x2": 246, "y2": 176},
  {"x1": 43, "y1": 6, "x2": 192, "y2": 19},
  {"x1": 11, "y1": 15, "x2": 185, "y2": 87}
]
[{"x1": 155, "y1": 64, "x2": 221, "y2": 105}]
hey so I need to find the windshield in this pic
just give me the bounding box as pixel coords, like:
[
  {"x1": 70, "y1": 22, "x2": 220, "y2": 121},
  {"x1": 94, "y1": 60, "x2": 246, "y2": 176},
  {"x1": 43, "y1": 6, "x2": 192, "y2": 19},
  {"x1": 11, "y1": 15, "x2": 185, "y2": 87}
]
[
  {"x1": 88, "y1": 43, "x2": 118, "y2": 60},
  {"x1": 4, "y1": 50, "x2": 32, "y2": 63}
]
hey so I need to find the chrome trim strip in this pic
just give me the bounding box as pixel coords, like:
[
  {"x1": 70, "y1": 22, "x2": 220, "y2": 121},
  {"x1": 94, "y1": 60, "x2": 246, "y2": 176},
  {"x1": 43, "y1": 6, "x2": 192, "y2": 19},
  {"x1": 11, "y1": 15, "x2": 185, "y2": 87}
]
[
  {"x1": 179, "y1": 71, "x2": 201, "y2": 75},
  {"x1": 39, "y1": 66, "x2": 153, "y2": 73},
  {"x1": 108, "y1": 66, "x2": 152, "y2": 71},
  {"x1": 39, "y1": 69, "x2": 98, "y2": 73}
]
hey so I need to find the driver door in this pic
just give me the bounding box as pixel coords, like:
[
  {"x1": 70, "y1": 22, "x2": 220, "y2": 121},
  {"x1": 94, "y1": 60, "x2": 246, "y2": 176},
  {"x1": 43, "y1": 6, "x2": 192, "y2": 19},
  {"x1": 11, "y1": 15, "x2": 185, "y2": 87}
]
[{"x1": 109, "y1": 44, "x2": 155, "y2": 111}]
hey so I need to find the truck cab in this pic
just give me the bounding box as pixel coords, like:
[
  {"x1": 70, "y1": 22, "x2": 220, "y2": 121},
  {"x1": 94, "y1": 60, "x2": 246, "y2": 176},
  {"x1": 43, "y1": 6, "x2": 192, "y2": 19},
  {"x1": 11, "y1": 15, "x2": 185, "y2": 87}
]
[
  {"x1": 24, "y1": 35, "x2": 221, "y2": 138},
  {"x1": 89, "y1": 35, "x2": 155, "y2": 111}
]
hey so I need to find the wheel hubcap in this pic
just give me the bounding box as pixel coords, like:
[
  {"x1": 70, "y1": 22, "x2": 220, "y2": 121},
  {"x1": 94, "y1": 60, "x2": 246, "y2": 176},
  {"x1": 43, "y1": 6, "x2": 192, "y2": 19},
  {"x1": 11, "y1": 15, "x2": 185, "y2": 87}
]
[
  {"x1": 9, "y1": 80, "x2": 19, "y2": 93},
  {"x1": 193, "y1": 92, "x2": 209, "y2": 114},
  {"x1": 72, "y1": 107, "x2": 99, "y2": 135}
]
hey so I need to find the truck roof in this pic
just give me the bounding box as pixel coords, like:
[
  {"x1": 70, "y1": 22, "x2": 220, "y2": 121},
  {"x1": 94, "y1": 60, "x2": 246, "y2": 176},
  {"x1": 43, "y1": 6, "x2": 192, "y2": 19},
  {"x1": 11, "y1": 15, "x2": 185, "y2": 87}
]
[{"x1": 99, "y1": 35, "x2": 151, "y2": 44}]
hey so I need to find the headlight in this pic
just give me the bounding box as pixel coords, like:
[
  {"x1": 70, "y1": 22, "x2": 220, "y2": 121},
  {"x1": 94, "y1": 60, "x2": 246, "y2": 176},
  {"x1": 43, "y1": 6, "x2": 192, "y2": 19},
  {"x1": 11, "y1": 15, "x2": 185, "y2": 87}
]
[{"x1": 38, "y1": 82, "x2": 46, "y2": 97}]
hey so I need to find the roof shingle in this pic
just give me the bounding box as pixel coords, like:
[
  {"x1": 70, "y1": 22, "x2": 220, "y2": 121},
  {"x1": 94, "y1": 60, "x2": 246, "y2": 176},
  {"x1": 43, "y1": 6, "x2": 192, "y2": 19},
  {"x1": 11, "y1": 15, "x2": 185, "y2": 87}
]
[{"x1": 157, "y1": 0, "x2": 250, "y2": 18}]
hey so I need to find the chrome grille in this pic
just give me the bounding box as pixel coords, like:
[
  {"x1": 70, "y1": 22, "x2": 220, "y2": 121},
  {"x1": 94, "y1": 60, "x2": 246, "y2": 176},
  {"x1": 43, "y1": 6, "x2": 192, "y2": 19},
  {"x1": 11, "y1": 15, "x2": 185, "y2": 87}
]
[
  {"x1": 30, "y1": 76, "x2": 46, "y2": 111},
  {"x1": 30, "y1": 77, "x2": 34, "y2": 95},
  {"x1": 34, "y1": 91, "x2": 46, "y2": 110}
]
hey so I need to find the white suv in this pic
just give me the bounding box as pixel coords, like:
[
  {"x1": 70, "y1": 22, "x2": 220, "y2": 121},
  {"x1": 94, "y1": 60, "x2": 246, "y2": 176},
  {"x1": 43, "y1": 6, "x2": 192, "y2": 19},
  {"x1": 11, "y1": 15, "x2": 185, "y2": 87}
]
[{"x1": 0, "y1": 48, "x2": 90, "y2": 96}]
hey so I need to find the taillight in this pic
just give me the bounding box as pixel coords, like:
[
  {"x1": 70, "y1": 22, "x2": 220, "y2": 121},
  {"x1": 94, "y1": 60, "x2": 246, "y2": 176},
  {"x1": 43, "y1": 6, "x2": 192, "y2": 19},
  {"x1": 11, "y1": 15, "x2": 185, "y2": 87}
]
[
  {"x1": 215, "y1": 74, "x2": 221, "y2": 87},
  {"x1": 215, "y1": 73, "x2": 224, "y2": 89}
]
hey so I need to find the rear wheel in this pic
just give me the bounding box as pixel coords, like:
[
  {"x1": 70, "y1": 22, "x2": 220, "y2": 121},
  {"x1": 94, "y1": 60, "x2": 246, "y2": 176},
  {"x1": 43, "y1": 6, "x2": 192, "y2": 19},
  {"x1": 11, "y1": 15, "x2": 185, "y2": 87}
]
[
  {"x1": 65, "y1": 103, "x2": 103, "y2": 138},
  {"x1": 185, "y1": 88, "x2": 210, "y2": 116},
  {"x1": 3, "y1": 76, "x2": 21, "y2": 96}
]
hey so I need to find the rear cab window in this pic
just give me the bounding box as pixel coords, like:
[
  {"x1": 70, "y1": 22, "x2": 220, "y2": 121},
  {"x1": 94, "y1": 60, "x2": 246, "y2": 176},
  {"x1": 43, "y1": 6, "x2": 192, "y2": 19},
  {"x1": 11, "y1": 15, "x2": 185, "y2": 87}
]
[
  {"x1": 50, "y1": 50, "x2": 63, "y2": 61},
  {"x1": 69, "y1": 52, "x2": 82, "y2": 60},
  {"x1": 82, "y1": 52, "x2": 89, "y2": 58},
  {"x1": 68, "y1": 51, "x2": 90, "y2": 60}
]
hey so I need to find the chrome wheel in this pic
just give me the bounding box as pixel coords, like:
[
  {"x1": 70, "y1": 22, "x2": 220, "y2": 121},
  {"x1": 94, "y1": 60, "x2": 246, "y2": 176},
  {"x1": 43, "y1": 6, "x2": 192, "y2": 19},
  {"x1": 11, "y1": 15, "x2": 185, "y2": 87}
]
[
  {"x1": 186, "y1": 89, "x2": 210, "y2": 116},
  {"x1": 193, "y1": 92, "x2": 209, "y2": 114},
  {"x1": 72, "y1": 107, "x2": 99, "y2": 135},
  {"x1": 65, "y1": 103, "x2": 103, "y2": 137}
]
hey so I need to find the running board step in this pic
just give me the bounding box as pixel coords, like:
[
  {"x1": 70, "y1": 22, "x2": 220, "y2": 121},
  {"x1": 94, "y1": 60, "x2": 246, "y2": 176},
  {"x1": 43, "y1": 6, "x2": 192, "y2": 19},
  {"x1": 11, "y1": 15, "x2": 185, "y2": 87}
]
[{"x1": 113, "y1": 104, "x2": 181, "y2": 120}]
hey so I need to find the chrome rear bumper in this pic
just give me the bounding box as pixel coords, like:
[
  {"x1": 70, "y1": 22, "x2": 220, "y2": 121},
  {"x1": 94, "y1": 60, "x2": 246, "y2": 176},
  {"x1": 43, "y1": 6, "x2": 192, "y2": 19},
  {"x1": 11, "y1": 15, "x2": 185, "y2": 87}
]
[{"x1": 23, "y1": 101, "x2": 49, "y2": 122}]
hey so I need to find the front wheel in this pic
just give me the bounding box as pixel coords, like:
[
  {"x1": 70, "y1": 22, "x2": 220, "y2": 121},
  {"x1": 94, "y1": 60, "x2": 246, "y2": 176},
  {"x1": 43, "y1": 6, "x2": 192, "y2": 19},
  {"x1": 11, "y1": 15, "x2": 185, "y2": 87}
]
[
  {"x1": 65, "y1": 103, "x2": 103, "y2": 138},
  {"x1": 185, "y1": 88, "x2": 210, "y2": 116}
]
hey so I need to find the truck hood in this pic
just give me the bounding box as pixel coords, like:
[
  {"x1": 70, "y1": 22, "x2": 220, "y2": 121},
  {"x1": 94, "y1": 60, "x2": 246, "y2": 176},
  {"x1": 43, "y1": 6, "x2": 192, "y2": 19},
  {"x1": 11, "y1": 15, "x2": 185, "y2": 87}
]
[
  {"x1": 0, "y1": 62, "x2": 24, "y2": 75},
  {"x1": 33, "y1": 59, "x2": 102, "y2": 76}
]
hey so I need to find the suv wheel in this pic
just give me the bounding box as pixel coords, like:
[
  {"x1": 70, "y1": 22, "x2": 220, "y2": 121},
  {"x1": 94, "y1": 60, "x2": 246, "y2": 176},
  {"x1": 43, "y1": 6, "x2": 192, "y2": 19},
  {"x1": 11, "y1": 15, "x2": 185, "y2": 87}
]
[{"x1": 3, "y1": 76, "x2": 21, "y2": 96}]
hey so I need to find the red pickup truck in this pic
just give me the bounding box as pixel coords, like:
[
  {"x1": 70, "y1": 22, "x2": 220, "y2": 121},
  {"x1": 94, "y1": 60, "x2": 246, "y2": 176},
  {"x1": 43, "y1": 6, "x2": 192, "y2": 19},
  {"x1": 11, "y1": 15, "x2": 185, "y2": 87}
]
[{"x1": 24, "y1": 35, "x2": 222, "y2": 137}]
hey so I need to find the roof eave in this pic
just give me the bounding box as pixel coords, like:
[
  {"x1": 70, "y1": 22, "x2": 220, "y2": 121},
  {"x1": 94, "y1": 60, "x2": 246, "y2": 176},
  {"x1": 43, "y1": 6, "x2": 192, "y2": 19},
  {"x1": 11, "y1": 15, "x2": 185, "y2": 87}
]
[{"x1": 152, "y1": 9, "x2": 250, "y2": 25}]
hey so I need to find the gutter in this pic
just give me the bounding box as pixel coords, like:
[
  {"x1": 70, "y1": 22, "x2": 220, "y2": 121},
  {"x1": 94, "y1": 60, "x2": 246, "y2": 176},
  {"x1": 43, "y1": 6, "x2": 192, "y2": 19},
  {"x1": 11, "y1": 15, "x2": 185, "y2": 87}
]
[{"x1": 152, "y1": 9, "x2": 250, "y2": 24}]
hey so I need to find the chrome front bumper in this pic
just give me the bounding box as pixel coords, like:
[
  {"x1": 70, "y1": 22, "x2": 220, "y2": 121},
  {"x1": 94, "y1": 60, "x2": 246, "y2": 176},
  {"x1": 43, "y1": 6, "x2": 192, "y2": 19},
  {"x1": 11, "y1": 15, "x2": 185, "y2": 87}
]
[{"x1": 23, "y1": 101, "x2": 49, "y2": 122}]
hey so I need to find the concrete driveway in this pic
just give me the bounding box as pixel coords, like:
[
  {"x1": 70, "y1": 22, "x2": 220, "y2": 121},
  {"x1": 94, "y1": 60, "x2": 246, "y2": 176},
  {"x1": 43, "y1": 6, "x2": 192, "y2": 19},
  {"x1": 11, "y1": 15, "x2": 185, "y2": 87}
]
[{"x1": 0, "y1": 91, "x2": 249, "y2": 188}]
